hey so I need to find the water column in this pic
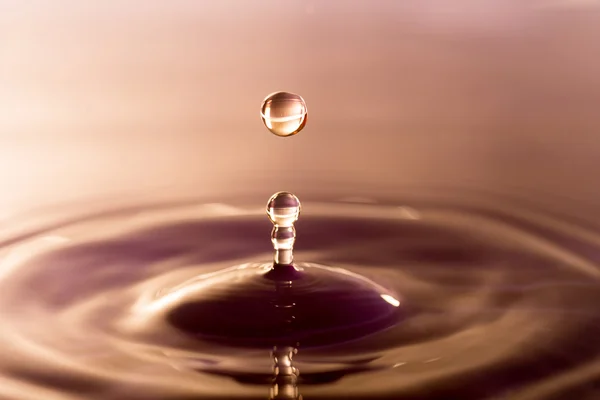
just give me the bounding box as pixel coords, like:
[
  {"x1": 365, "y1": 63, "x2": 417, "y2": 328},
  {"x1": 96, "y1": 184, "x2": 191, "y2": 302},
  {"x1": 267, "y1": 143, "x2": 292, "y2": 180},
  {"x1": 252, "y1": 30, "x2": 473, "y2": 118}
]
[
  {"x1": 266, "y1": 192, "x2": 301, "y2": 266},
  {"x1": 267, "y1": 191, "x2": 302, "y2": 399}
]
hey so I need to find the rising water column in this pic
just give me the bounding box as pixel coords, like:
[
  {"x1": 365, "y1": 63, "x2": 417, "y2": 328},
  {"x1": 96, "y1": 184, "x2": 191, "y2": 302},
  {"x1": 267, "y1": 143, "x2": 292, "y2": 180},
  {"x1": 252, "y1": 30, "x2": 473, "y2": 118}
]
[{"x1": 267, "y1": 191, "x2": 301, "y2": 266}]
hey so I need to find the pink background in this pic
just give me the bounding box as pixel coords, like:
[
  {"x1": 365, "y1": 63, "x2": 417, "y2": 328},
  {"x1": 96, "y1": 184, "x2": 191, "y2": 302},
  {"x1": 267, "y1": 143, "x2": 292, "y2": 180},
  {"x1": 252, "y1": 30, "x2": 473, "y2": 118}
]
[{"x1": 2, "y1": 0, "x2": 599, "y2": 213}]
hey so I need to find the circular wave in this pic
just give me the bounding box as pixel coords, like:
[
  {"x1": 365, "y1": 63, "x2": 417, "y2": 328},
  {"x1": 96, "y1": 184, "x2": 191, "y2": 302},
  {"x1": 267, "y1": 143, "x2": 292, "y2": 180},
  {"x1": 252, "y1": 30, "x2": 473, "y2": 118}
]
[{"x1": 0, "y1": 199, "x2": 597, "y2": 399}]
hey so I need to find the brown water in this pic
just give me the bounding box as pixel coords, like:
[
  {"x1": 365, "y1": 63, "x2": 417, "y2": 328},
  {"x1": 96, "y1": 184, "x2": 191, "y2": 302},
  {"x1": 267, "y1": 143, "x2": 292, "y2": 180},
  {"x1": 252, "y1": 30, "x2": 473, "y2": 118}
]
[{"x1": 0, "y1": 192, "x2": 598, "y2": 400}]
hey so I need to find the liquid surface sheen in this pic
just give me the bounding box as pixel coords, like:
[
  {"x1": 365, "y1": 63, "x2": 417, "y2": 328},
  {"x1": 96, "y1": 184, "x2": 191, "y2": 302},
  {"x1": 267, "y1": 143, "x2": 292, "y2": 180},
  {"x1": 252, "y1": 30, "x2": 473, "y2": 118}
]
[{"x1": 0, "y1": 196, "x2": 598, "y2": 400}]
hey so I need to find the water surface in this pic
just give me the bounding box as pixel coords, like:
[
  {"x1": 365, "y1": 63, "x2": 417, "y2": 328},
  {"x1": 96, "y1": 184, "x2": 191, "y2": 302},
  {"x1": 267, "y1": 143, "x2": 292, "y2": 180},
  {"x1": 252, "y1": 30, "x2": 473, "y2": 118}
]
[{"x1": 0, "y1": 193, "x2": 598, "y2": 399}]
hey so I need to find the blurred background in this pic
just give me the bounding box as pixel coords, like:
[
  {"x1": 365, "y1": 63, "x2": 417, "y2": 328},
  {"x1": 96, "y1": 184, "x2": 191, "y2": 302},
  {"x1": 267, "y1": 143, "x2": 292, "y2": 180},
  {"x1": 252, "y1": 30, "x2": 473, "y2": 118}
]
[{"x1": 2, "y1": 0, "x2": 599, "y2": 213}]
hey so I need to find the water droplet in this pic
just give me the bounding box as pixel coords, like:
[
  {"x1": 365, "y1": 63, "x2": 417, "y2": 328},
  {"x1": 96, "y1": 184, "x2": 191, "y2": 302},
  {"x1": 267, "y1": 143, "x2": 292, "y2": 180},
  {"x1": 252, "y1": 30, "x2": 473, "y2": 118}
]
[
  {"x1": 261, "y1": 92, "x2": 307, "y2": 137},
  {"x1": 267, "y1": 192, "x2": 301, "y2": 265},
  {"x1": 267, "y1": 192, "x2": 301, "y2": 227}
]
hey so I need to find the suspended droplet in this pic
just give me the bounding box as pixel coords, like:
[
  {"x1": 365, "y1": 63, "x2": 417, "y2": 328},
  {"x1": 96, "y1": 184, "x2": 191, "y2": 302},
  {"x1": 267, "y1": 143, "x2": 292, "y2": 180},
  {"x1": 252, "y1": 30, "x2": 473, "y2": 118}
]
[{"x1": 261, "y1": 92, "x2": 307, "y2": 137}]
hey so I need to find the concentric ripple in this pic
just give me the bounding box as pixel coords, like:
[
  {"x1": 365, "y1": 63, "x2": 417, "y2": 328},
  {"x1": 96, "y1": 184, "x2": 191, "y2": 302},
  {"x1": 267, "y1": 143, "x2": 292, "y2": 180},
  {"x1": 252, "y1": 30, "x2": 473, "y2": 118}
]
[{"x1": 0, "y1": 198, "x2": 598, "y2": 399}]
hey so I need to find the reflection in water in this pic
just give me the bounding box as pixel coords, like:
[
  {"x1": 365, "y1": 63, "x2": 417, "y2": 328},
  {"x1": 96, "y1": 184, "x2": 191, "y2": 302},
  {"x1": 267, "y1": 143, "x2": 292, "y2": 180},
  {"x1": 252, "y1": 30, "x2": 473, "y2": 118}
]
[
  {"x1": 270, "y1": 345, "x2": 300, "y2": 400},
  {"x1": 270, "y1": 277, "x2": 301, "y2": 400}
]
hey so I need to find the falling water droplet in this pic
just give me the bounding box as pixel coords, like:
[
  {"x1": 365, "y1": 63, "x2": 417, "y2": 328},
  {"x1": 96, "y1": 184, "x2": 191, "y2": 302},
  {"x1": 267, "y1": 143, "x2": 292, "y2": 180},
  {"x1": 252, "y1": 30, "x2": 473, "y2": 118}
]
[
  {"x1": 267, "y1": 192, "x2": 301, "y2": 265},
  {"x1": 261, "y1": 92, "x2": 307, "y2": 137}
]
